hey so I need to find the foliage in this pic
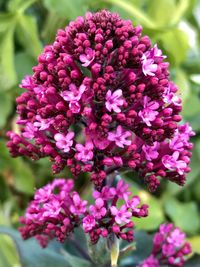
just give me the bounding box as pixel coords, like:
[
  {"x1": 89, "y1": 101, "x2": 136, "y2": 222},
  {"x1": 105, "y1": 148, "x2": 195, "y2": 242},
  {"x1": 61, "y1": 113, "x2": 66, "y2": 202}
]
[{"x1": 0, "y1": 0, "x2": 200, "y2": 266}]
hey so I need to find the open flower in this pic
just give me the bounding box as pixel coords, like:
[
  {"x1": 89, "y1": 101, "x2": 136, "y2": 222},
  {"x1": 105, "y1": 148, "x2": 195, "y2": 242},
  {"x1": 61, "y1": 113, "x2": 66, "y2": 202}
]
[{"x1": 54, "y1": 132, "x2": 74, "y2": 153}]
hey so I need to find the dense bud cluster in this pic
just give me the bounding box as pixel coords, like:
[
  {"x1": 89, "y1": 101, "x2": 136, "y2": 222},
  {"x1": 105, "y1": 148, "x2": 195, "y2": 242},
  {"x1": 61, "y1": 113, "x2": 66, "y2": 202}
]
[
  {"x1": 19, "y1": 178, "x2": 148, "y2": 246},
  {"x1": 6, "y1": 10, "x2": 194, "y2": 191},
  {"x1": 138, "y1": 223, "x2": 192, "y2": 267}
]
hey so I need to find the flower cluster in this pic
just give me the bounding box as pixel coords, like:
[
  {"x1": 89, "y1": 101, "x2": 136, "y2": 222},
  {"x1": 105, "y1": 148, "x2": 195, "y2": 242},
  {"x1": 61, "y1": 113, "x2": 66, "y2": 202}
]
[
  {"x1": 6, "y1": 10, "x2": 194, "y2": 190},
  {"x1": 19, "y1": 178, "x2": 148, "y2": 246},
  {"x1": 138, "y1": 223, "x2": 192, "y2": 267}
]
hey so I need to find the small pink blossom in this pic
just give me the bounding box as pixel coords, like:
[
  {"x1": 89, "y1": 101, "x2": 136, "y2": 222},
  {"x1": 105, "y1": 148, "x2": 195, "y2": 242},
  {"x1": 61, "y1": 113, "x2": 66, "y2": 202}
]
[
  {"x1": 127, "y1": 196, "x2": 141, "y2": 213},
  {"x1": 43, "y1": 198, "x2": 62, "y2": 218},
  {"x1": 105, "y1": 89, "x2": 124, "y2": 113},
  {"x1": 142, "y1": 55, "x2": 158, "y2": 76},
  {"x1": 114, "y1": 179, "x2": 131, "y2": 200},
  {"x1": 60, "y1": 84, "x2": 86, "y2": 113},
  {"x1": 89, "y1": 198, "x2": 106, "y2": 219},
  {"x1": 92, "y1": 186, "x2": 116, "y2": 200},
  {"x1": 139, "y1": 96, "x2": 159, "y2": 126},
  {"x1": 79, "y1": 48, "x2": 95, "y2": 67},
  {"x1": 70, "y1": 193, "x2": 88, "y2": 215},
  {"x1": 75, "y1": 141, "x2": 94, "y2": 162},
  {"x1": 142, "y1": 142, "x2": 160, "y2": 161},
  {"x1": 34, "y1": 115, "x2": 53, "y2": 130},
  {"x1": 82, "y1": 215, "x2": 96, "y2": 232},
  {"x1": 163, "y1": 86, "x2": 181, "y2": 106},
  {"x1": 60, "y1": 84, "x2": 85, "y2": 102},
  {"x1": 54, "y1": 132, "x2": 74, "y2": 153},
  {"x1": 167, "y1": 228, "x2": 185, "y2": 247},
  {"x1": 22, "y1": 122, "x2": 37, "y2": 139},
  {"x1": 110, "y1": 204, "x2": 132, "y2": 224},
  {"x1": 19, "y1": 75, "x2": 33, "y2": 90},
  {"x1": 162, "y1": 151, "x2": 187, "y2": 175},
  {"x1": 108, "y1": 125, "x2": 131, "y2": 148}
]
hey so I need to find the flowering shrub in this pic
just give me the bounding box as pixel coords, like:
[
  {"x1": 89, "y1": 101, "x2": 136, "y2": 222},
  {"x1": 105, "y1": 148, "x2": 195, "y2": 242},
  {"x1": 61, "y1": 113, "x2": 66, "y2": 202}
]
[{"x1": 6, "y1": 9, "x2": 194, "y2": 267}]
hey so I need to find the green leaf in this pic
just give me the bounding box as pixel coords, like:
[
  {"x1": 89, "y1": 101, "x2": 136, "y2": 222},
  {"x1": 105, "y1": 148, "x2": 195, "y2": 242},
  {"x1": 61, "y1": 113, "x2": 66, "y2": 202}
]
[
  {"x1": 8, "y1": 0, "x2": 36, "y2": 12},
  {"x1": 105, "y1": 0, "x2": 156, "y2": 28},
  {"x1": 0, "y1": 93, "x2": 12, "y2": 128},
  {"x1": 133, "y1": 191, "x2": 165, "y2": 231},
  {"x1": 175, "y1": 69, "x2": 190, "y2": 104},
  {"x1": 159, "y1": 28, "x2": 189, "y2": 66},
  {"x1": 61, "y1": 250, "x2": 92, "y2": 267},
  {"x1": 16, "y1": 14, "x2": 42, "y2": 58},
  {"x1": 164, "y1": 198, "x2": 200, "y2": 234},
  {"x1": 0, "y1": 140, "x2": 35, "y2": 195},
  {"x1": 43, "y1": 0, "x2": 88, "y2": 20},
  {"x1": 0, "y1": 25, "x2": 17, "y2": 90},
  {"x1": 187, "y1": 236, "x2": 200, "y2": 255},
  {"x1": 15, "y1": 52, "x2": 35, "y2": 82},
  {"x1": 0, "y1": 227, "x2": 70, "y2": 267},
  {"x1": 190, "y1": 74, "x2": 200, "y2": 85},
  {"x1": 148, "y1": 0, "x2": 176, "y2": 27},
  {"x1": 182, "y1": 93, "x2": 200, "y2": 118},
  {"x1": 0, "y1": 234, "x2": 21, "y2": 267}
]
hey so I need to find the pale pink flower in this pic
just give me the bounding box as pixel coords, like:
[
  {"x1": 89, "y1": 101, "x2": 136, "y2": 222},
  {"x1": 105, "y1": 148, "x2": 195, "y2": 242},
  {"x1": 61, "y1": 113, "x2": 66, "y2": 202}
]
[
  {"x1": 82, "y1": 215, "x2": 96, "y2": 232},
  {"x1": 79, "y1": 48, "x2": 95, "y2": 67},
  {"x1": 105, "y1": 89, "x2": 124, "y2": 113},
  {"x1": 139, "y1": 96, "x2": 159, "y2": 126},
  {"x1": 70, "y1": 193, "x2": 88, "y2": 215},
  {"x1": 167, "y1": 228, "x2": 185, "y2": 247},
  {"x1": 162, "y1": 151, "x2": 187, "y2": 175},
  {"x1": 142, "y1": 142, "x2": 160, "y2": 161},
  {"x1": 110, "y1": 204, "x2": 132, "y2": 224},
  {"x1": 54, "y1": 132, "x2": 74, "y2": 153},
  {"x1": 75, "y1": 141, "x2": 94, "y2": 162},
  {"x1": 108, "y1": 125, "x2": 131, "y2": 148},
  {"x1": 22, "y1": 122, "x2": 37, "y2": 139},
  {"x1": 142, "y1": 54, "x2": 158, "y2": 76},
  {"x1": 89, "y1": 198, "x2": 106, "y2": 219},
  {"x1": 34, "y1": 115, "x2": 53, "y2": 130}
]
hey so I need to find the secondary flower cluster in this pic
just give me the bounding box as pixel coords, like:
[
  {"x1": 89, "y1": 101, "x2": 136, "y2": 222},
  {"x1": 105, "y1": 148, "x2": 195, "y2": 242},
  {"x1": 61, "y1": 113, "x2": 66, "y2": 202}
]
[
  {"x1": 19, "y1": 178, "x2": 148, "y2": 246},
  {"x1": 6, "y1": 10, "x2": 194, "y2": 190},
  {"x1": 138, "y1": 223, "x2": 192, "y2": 267}
]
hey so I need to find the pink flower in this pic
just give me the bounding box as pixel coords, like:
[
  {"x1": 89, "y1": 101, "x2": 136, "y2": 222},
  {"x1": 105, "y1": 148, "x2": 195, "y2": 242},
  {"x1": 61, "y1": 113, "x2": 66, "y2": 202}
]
[
  {"x1": 142, "y1": 55, "x2": 158, "y2": 76},
  {"x1": 34, "y1": 115, "x2": 53, "y2": 130},
  {"x1": 167, "y1": 228, "x2": 185, "y2": 247},
  {"x1": 75, "y1": 141, "x2": 94, "y2": 162},
  {"x1": 127, "y1": 196, "x2": 141, "y2": 212},
  {"x1": 92, "y1": 186, "x2": 116, "y2": 200},
  {"x1": 105, "y1": 89, "x2": 124, "y2": 113},
  {"x1": 22, "y1": 122, "x2": 37, "y2": 139},
  {"x1": 110, "y1": 204, "x2": 132, "y2": 224},
  {"x1": 89, "y1": 198, "x2": 106, "y2": 219},
  {"x1": 60, "y1": 84, "x2": 86, "y2": 102},
  {"x1": 163, "y1": 86, "x2": 181, "y2": 106},
  {"x1": 60, "y1": 84, "x2": 86, "y2": 113},
  {"x1": 43, "y1": 198, "x2": 62, "y2": 218},
  {"x1": 115, "y1": 179, "x2": 131, "y2": 200},
  {"x1": 70, "y1": 193, "x2": 88, "y2": 215},
  {"x1": 142, "y1": 142, "x2": 159, "y2": 161},
  {"x1": 19, "y1": 75, "x2": 33, "y2": 90},
  {"x1": 162, "y1": 151, "x2": 187, "y2": 175},
  {"x1": 139, "y1": 96, "x2": 159, "y2": 126},
  {"x1": 54, "y1": 132, "x2": 74, "y2": 153},
  {"x1": 108, "y1": 125, "x2": 131, "y2": 148},
  {"x1": 82, "y1": 215, "x2": 96, "y2": 232},
  {"x1": 79, "y1": 48, "x2": 95, "y2": 67}
]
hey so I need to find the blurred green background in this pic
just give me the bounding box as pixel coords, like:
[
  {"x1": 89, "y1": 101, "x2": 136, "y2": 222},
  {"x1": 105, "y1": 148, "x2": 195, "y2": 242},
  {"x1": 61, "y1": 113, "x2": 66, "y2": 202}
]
[{"x1": 0, "y1": 0, "x2": 200, "y2": 266}]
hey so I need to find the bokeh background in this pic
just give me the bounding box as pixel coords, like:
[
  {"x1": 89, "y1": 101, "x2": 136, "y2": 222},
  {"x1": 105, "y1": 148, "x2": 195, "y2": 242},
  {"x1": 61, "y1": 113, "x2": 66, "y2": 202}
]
[{"x1": 0, "y1": 0, "x2": 200, "y2": 266}]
